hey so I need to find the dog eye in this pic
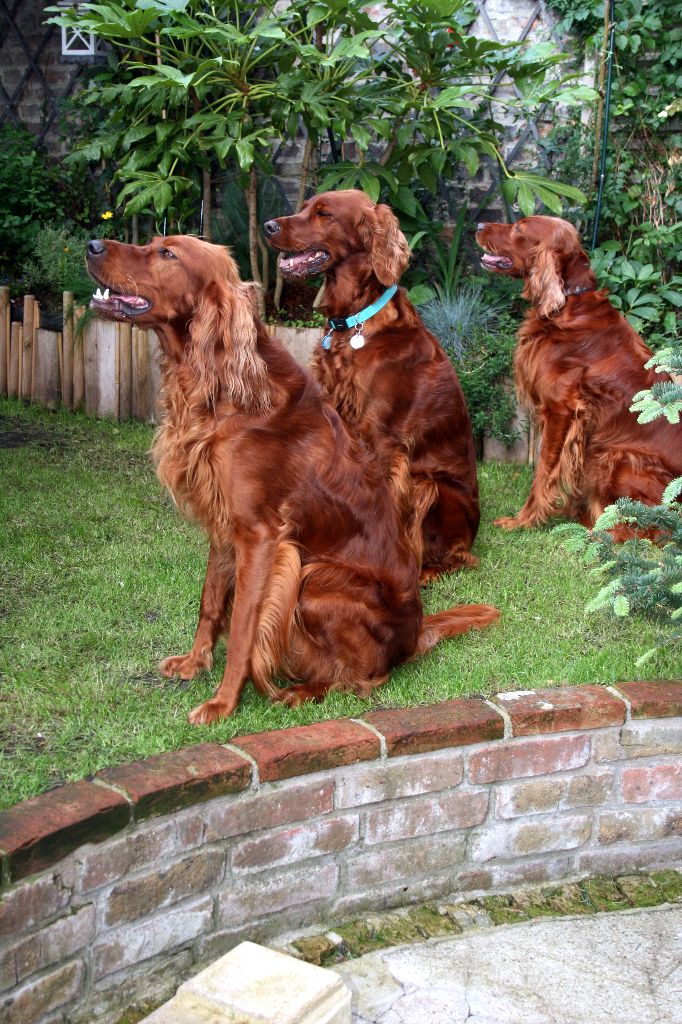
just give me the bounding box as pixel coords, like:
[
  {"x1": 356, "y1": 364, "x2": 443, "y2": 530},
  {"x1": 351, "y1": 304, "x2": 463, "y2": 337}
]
[
  {"x1": 316, "y1": 210, "x2": 332, "y2": 218},
  {"x1": 159, "y1": 248, "x2": 176, "y2": 259}
]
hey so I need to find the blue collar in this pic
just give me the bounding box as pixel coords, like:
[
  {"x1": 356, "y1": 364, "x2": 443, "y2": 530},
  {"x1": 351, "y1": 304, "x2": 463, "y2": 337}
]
[{"x1": 322, "y1": 284, "x2": 398, "y2": 351}]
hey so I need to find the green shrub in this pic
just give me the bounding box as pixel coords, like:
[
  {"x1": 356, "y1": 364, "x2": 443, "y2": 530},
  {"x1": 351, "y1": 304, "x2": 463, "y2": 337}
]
[
  {"x1": 423, "y1": 289, "x2": 520, "y2": 448},
  {"x1": 21, "y1": 226, "x2": 95, "y2": 310},
  {"x1": 0, "y1": 128, "x2": 66, "y2": 272}
]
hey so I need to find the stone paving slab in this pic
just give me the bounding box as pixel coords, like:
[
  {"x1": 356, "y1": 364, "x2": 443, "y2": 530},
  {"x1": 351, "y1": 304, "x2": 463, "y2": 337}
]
[{"x1": 334, "y1": 905, "x2": 682, "y2": 1024}]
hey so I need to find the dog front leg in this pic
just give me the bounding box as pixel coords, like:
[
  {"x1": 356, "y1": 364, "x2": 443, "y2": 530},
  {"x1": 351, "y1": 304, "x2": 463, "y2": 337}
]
[
  {"x1": 496, "y1": 409, "x2": 576, "y2": 529},
  {"x1": 188, "y1": 526, "x2": 279, "y2": 724},
  {"x1": 160, "y1": 544, "x2": 234, "y2": 680}
]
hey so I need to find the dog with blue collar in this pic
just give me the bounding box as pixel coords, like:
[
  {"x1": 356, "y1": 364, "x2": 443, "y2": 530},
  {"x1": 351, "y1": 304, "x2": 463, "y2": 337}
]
[{"x1": 264, "y1": 190, "x2": 482, "y2": 583}]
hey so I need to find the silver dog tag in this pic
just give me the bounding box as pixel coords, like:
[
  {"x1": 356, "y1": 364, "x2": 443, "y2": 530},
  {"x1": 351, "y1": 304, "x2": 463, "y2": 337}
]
[{"x1": 350, "y1": 331, "x2": 365, "y2": 350}]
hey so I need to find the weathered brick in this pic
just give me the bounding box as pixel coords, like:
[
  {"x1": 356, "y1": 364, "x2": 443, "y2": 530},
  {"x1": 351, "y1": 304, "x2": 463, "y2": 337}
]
[
  {"x1": 104, "y1": 848, "x2": 224, "y2": 925},
  {"x1": 597, "y1": 808, "x2": 682, "y2": 846},
  {"x1": 232, "y1": 815, "x2": 358, "y2": 872},
  {"x1": 590, "y1": 729, "x2": 625, "y2": 763},
  {"x1": 493, "y1": 685, "x2": 625, "y2": 736},
  {"x1": 622, "y1": 764, "x2": 682, "y2": 804},
  {"x1": 565, "y1": 771, "x2": 614, "y2": 808},
  {"x1": 364, "y1": 790, "x2": 488, "y2": 845},
  {"x1": 620, "y1": 720, "x2": 682, "y2": 758},
  {"x1": 71, "y1": 951, "x2": 193, "y2": 1024},
  {"x1": 0, "y1": 781, "x2": 130, "y2": 883},
  {"x1": 78, "y1": 818, "x2": 180, "y2": 894},
  {"x1": 615, "y1": 681, "x2": 682, "y2": 718},
  {"x1": 0, "y1": 873, "x2": 71, "y2": 941},
  {"x1": 364, "y1": 699, "x2": 503, "y2": 757},
  {"x1": 1, "y1": 960, "x2": 84, "y2": 1024},
  {"x1": 204, "y1": 780, "x2": 334, "y2": 842},
  {"x1": 5, "y1": 905, "x2": 95, "y2": 991},
  {"x1": 335, "y1": 750, "x2": 464, "y2": 808},
  {"x1": 495, "y1": 779, "x2": 565, "y2": 819},
  {"x1": 232, "y1": 721, "x2": 379, "y2": 783},
  {"x1": 471, "y1": 814, "x2": 591, "y2": 863},
  {"x1": 480, "y1": 856, "x2": 573, "y2": 893},
  {"x1": 93, "y1": 895, "x2": 214, "y2": 980},
  {"x1": 345, "y1": 832, "x2": 467, "y2": 889},
  {"x1": 332, "y1": 873, "x2": 455, "y2": 920},
  {"x1": 218, "y1": 862, "x2": 338, "y2": 926},
  {"x1": 469, "y1": 735, "x2": 590, "y2": 783},
  {"x1": 96, "y1": 744, "x2": 251, "y2": 819},
  {"x1": 577, "y1": 838, "x2": 682, "y2": 877}
]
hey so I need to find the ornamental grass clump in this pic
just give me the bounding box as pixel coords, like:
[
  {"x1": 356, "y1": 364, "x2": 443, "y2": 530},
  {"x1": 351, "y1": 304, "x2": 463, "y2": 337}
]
[{"x1": 421, "y1": 284, "x2": 501, "y2": 359}]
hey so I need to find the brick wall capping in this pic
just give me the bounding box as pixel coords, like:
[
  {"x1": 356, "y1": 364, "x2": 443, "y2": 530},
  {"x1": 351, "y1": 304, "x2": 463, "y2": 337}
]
[
  {"x1": 492, "y1": 685, "x2": 627, "y2": 736},
  {"x1": 0, "y1": 681, "x2": 680, "y2": 887},
  {"x1": 231, "y1": 719, "x2": 381, "y2": 783},
  {"x1": 364, "y1": 697, "x2": 504, "y2": 756},
  {"x1": 614, "y1": 680, "x2": 682, "y2": 719},
  {"x1": 0, "y1": 780, "x2": 130, "y2": 884},
  {"x1": 96, "y1": 743, "x2": 252, "y2": 820}
]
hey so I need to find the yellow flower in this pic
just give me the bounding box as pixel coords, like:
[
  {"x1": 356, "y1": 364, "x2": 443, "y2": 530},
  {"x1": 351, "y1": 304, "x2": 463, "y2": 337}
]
[
  {"x1": 101, "y1": 211, "x2": 113, "y2": 220},
  {"x1": 64, "y1": 247, "x2": 70, "y2": 253}
]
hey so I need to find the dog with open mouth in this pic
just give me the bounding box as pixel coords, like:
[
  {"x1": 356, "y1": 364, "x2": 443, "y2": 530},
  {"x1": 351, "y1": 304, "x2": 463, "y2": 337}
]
[
  {"x1": 85, "y1": 233, "x2": 499, "y2": 723},
  {"x1": 264, "y1": 190, "x2": 481, "y2": 583},
  {"x1": 476, "y1": 215, "x2": 682, "y2": 530}
]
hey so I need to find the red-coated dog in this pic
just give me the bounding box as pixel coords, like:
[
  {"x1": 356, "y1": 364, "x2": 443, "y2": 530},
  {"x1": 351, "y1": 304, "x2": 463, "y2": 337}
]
[
  {"x1": 476, "y1": 215, "x2": 682, "y2": 529},
  {"x1": 265, "y1": 190, "x2": 480, "y2": 582},
  {"x1": 87, "y1": 234, "x2": 499, "y2": 724}
]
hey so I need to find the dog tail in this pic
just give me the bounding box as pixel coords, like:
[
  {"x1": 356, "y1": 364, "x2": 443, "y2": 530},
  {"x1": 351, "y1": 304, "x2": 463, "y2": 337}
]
[{"x1": 416, "y1": 604, "x2": 500, "y2": 656}]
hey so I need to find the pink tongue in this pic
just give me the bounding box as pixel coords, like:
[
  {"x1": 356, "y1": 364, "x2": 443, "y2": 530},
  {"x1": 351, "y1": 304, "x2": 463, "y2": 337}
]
[{"x1": 117, "y1": 295, "x2": 146, "y2": 306}]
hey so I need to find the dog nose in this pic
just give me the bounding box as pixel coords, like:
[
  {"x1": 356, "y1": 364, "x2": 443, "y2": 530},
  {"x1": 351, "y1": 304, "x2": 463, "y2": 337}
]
[
  {"x1": 87, "y1": 239, "x2": 106, "y2": 256},
  {"x1": 263, "y1": 220, "x2": 281, "y2": 237}
]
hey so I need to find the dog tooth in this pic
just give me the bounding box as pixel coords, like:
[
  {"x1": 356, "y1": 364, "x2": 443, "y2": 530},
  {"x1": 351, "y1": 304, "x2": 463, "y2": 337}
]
[
  {"x1": 94, "y1": 288, "x2": 102, "y2": 300},
  {"x1": 102, "y1": 288, "x2": 110, "y2": 300}
]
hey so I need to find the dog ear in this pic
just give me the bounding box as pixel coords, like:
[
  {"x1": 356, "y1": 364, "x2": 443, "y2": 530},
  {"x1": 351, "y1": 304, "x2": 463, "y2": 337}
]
[
  {"x1": 523, "y1": 243, "x2": 566, "y2": 318},
  {"x1": 189, "y1": 278, "x2": 270, "y2": 412},
  {"x1": 359, "y1": 204, "x2": 410, "y2": 286}
]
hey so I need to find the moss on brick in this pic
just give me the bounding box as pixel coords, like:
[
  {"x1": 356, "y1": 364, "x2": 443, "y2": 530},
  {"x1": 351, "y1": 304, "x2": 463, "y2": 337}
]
[
  {"x1": 579, "y1": 878, "x2": 630, "y2": 912},
  {"x1": 289, "y1": 871, "x2": 682, "y2": 966},
  {"x1": 651, "y1": 871, "x2": 682, "y2": 903},
  {"x1": 616, "y1": 875, "x2": 665, "y2": 908}
]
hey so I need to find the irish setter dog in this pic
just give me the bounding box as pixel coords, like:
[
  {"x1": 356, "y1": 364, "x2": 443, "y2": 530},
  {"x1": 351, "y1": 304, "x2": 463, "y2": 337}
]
[
  {"x1": 264, "y1": 190, "x2": 480, "y2": 583},
  {"x1": 476, "y1": 215, "x2": 682, "y2": 529},
  {"x1": 86, "y1": 235, "x2": 498, "y2": 724}
]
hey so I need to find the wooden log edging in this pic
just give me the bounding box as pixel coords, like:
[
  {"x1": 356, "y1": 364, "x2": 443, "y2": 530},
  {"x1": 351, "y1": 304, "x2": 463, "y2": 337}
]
[{"x1": 0, "y1": 681, "x2": 680, "y2": 1023}]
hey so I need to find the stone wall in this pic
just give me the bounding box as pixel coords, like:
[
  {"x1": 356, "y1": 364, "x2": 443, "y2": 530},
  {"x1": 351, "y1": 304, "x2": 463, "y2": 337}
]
[{"x1": 0, "y1": 681, "x2": 680, "y2": 1023}]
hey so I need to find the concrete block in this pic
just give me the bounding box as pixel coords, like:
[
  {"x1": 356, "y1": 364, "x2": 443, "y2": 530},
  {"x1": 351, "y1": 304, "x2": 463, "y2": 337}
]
[{"x1": 142, "y1": 941, "x2": 351, "y2": 1023}]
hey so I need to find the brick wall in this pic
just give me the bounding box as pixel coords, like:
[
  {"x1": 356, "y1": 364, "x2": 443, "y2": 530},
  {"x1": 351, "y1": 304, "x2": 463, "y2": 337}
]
[{"x1": 0, "y1": 681, "x2": 680, "y2": 1024}]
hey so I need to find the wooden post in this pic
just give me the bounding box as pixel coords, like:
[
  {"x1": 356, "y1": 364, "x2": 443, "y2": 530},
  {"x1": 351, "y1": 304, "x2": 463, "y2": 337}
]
[
  {"x1": 73, "y1": 306, "x2": 86, "y2": 411},
  {"x1": 33, "y1": 329, "x2": 60, "y2": 409},
  {"x1": 62, "y1": 292, "x2": 74, "y2": 410},
  {"x1": 8, "y1": 322, "x2": 21, "y2": 398},
  {"x1": 20, "y1": 294, "x2": 35, "y2": 399},
  {"x1": 147, "y1": 330, "x2": 162, "y2": 423},
  {"x1": 132, "y1": 326, "x2": 148, "y2": 421},
  {"x1": 0, "y1": 286, "x2": 8, "y2": 396},
  {"x1": 29, "y1": 300, "x2": 41, "y2": 401},
  {"x1": 118, "y1": 322, "x2": 132, "y2": 420}
]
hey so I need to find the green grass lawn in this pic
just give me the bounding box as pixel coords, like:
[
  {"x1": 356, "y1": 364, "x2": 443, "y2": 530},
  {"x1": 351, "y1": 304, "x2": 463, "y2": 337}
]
[{"x1": 1, "y1": 397, "x2": 678, "y2": 809}]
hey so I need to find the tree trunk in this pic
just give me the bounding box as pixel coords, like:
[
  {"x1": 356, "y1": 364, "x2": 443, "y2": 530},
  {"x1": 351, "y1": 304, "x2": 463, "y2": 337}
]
[
  {"x1": 202, "y1": 166, "x2": 212, "y2": 240},
  {"x1": 245, "y1": 167, "x2": 265, "y2": 316},
  {"x1": 273, "y1": 135, "x2": 315, "y2": 309}
]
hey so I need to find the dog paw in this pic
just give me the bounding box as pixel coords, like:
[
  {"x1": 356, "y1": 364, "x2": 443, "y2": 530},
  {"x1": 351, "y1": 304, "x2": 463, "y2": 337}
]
[
  {"x1": 188, "y1": 698, "x2": 230, "y2": 725},
  {"x1": 159, "y1": 651, "x2": 212, "y2": 680},
  {"x1": 494, "y1": 515, "x2": 528, "y2": 530}
]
